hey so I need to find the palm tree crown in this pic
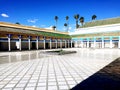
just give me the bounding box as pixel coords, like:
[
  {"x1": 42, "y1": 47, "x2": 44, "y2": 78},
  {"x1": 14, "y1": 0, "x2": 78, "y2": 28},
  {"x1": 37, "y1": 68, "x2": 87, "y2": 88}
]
[
  {"x1": 74, "y1": 14, "x2": 80, "y2": 28},
  {"x1": 92, "y1": 15, "x2": 97, "y2": 20},
  {"x1": 80, "y1": 17, "x2": 84, "y2": 26},
  {"x1": 64, "y1": 23, "x2": 68, "y2": 32},
  {"x1": 52, "y1": 26, "x2": 56, "y2": 30},
  {"x1": 66, "y1": 16, "x2": 69, "y2": 21},
  {"x1": 15, "y1": 22, "x2": 20, "y2": 25}
]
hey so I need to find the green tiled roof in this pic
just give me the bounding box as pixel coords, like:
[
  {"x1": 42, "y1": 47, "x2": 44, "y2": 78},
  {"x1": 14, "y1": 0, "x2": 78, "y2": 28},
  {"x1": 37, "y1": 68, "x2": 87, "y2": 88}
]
[
  {"x1": 80, "y1": 17, "x2": 120, "y2": 28},
  {"x1": 0, "y1": 26, "x2": 71, "y2": 39}
]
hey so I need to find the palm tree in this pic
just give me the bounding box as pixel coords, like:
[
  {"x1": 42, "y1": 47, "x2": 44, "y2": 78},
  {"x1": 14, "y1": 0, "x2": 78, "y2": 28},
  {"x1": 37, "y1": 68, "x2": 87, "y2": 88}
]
[
  {"x1": 74, "y1": 14, "x2": 80, "y2": 28},
  {"x1": 64, "y1": 23, "x2": 68, "y2": 32},
  {"x1": 65, "y1": 16, "x2": 69, "y2": 32},
  {"x1": 15, "y1": 22, "x2": 20, "y2": 25},
  {"x1": 92, "y1": 15, "x2": 97, "y2": 20},
  {"x1": 54, "y1": 16, "x2": 58, "y2": 30},
  {"x1": 80, "y1": 17, "x2": 84, "y2": 27},
  {"x1": 52, "y1": 26, "x2": 56, "y2": 30}
]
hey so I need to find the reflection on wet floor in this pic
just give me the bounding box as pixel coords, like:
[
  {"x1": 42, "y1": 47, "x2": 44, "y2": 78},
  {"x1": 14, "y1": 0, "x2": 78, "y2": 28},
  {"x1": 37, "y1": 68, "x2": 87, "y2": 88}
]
[{"x1": 0, "y1": 51, "x2": 48, "y2": 64}]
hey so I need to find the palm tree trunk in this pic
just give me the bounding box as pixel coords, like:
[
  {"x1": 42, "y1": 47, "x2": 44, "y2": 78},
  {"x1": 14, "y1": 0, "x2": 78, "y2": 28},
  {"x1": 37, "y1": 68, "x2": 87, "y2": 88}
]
[
  {"x1": 76, "y1": 20, "x2": 78, "y2": 29},
  {"x1": 67, "y1": 20, "x2": 69, "y2": 32},
  {"x1": 56, "y1": 21, "x2": 57, "y2": 30}
]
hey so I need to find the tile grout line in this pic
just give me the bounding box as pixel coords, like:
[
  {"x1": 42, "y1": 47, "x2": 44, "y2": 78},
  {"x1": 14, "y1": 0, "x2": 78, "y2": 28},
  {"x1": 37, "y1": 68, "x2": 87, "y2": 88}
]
[{"x1": 51, "y1": 56, "x2": 59, "y2": 90}]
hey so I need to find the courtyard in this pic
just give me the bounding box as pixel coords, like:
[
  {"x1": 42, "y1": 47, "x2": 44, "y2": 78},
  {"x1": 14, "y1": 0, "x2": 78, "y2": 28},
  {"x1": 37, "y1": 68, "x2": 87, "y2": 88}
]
[{"x1": 0, "y1": 48, "x2": 120, "y2": 90}]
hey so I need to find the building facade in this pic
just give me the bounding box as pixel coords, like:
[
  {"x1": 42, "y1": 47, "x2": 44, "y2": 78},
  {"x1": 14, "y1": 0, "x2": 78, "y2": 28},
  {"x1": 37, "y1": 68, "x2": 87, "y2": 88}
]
[
  {"x1": 70, "y1": 17, "x2": 120, "y2": 49},
  {"x1": 0, "y1": 22, "x2": 73, "y2": 51}
]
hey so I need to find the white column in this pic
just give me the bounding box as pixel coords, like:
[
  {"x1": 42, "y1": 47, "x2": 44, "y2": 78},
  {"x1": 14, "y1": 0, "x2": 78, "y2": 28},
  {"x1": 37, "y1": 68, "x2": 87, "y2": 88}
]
[
  {"x1": 87, "y1": 38, "x2": 89, "y2": 48},
  {"x1": 118, "y1": 36, "x2": 120, "y2": 48},
  {"x1": 19, "y1": 35, "x2": 22, "y2": 51},
  {"x1": 60, "y1": 39, "x2": 62, "y2": 48},
  {"x1": 56, "y1": 39, "x2": 57, "y2": 49},
  {"x1": 71, "y1": 40, "x2": 72, "y2": 48},
  {"x1": 65, "y1": 40, "x2": 67, "y2": 48},
  {"x1": 28, "y1": 36, "x2": 31, "y2": 50},
  {"x1": 44, "y1": 37, "x2": 46, "y2": 49},
  {"x1": 68, "y1": 40, "x2": 69, "y2": 48},
  {"x1": 8, "y1": 34, "x2": 11, "y2": 51},
  {"x1": 94, "y1": 37, "x2": 96, "y2": 48},
  {"x1": 75, "y1": 40, "x2": 78, "y2": 48},
  {"x1": 102, "y1": 37, "x2": 104, "y2": 48},
  {"x1": 36, "y1": 36, "x2": 39, "y2": 50},
  {"x1": 50, "y1": 38, "x2": 52, "y2": 49},
  {"x1": 110, "y1": 36, "x2": 112, "y2": 48},
  {"x1": 81, "y1": 39, "x2": 83, "y2": 48}
]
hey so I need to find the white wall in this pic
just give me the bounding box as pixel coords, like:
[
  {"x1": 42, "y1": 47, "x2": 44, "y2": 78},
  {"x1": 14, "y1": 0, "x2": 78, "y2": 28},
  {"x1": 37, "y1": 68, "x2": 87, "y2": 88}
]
[{"x1": 70, "y1": 23, "x2": 120, "y2": 35}]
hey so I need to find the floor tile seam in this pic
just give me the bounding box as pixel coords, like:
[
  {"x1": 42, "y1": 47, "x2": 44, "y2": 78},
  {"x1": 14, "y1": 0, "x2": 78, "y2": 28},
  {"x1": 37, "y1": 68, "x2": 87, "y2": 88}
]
[
  {"x1": 23, "y1": 60, "x2": 42, "y2": 90},
  {"x1": 0, "y1": 63, "x2": 25, "y2": 81},
  {"x1": 59, "y1": 57, "x2": 79, "y2": 84},
  {"x1": 34, "y1": 58, "x2": 46, "y2": 90},
  {"x1": 51, "y1": 56, "x2": 59, "y2": 90},
  {"x1": 0, "y1": 63, "x2": 22, "y2": 76},
  {"x1": 46, "y1": 57, "x2": 50, "y2": 90},
  {"x1": 64, "y1": 58, "x2": 90, "y2": 78},
  {"x1": 79, "y1": 63, "x2": 98, "y2": 74},
  {"x1": 13, "y1": 61, "x2": 38, "y2": 90},
  {"x1": 55, "y1": 57, "x2": 70, "y2": 89},
  {"x1": 68, "y1": 58, "x2": 95, "y2": 73},
  {"x1": 60, "y1": 57, "x2": 84, "y2": 81},
  {"x1": 0, "y1": 64, "x2": 15, "y2": 73},
  {"x1": 1, "y1": 62, "x2": 30, "y2": 89}
]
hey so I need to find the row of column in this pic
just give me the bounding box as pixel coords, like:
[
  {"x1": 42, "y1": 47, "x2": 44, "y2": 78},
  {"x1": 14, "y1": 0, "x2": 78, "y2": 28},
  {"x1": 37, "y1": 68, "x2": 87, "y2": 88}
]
[
  {"x1": 75, "y1": 36, "x2": 120, "y2": 48},
  {"x1": 7, "y1": 34, "x2": 73, "y2": 51}
]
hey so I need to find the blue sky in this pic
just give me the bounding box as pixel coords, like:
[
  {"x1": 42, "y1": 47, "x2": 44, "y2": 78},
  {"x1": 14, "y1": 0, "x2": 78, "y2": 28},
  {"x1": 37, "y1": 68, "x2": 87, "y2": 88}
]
[{"x1": 0, "y1": 0, "x2": 120, "y2": 32}]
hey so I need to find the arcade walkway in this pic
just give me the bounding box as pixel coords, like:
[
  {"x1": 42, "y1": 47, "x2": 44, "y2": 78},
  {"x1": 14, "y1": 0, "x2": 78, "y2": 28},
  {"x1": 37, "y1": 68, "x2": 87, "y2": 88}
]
[{"x1": 0, "y1": 48, "x2": 120, "y2": 90}]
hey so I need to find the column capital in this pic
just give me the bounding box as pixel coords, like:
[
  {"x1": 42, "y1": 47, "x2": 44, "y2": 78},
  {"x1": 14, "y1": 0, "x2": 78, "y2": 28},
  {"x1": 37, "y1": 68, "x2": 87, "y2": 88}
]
[
  {"x1": 36, "y1": 36, "x2": 39, "y2": 39},
  {"x1": 18, "y1": 35, "x2": 22, "y2": 39},
  {"x1": 110, "y1": 36, "x2": 113, "y2": 40},
  {"x1": 7, "y1": 34, "x2": 12, "y2": 38},
  {"x1": 28, "y1": 36, "x2": 32, "y2": 39}
]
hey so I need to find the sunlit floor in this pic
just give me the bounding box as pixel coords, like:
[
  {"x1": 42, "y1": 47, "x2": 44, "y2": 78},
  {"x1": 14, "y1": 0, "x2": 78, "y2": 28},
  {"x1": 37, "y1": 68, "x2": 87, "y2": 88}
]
[{"x1": 0, "y1": 48, "x2": 120, "y2": 90}]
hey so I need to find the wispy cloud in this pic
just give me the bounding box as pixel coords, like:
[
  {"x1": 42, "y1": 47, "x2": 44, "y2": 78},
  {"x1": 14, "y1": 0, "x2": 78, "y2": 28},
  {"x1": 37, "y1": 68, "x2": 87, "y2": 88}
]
[
  {"x1": 40, "y1": 25, "x2": 46, "y2": 27},
  {"x1": 32, "y1": 25, "x2": 37, "y2": 27},
  {"x1": 27, "y1": 19, "x2": 38, "y2": 23},
  {"x1": 1, "y1": 13, "x2": 9, "y2": 18},
  {"x1": 45, "y1": 26, "x2": 53, "y2": 29}
]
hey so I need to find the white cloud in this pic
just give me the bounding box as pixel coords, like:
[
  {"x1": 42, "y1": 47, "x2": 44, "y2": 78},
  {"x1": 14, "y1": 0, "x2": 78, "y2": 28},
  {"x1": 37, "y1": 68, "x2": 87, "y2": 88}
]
[
  {"x1": 45, "y1": 26, "x2": 53, "y2": 29},
  {"x1": 1, "y1": 13, "x2": 9, "y2": 18},
  {"x1": 27, "y1": 19, "x2": 38, "y2": 23},
  {"x1": 32, "y1": 25, "x2": 37, "y2": 27},
  {"x1": 69, "y1": 26, "x2": 72, "y2": 30}
]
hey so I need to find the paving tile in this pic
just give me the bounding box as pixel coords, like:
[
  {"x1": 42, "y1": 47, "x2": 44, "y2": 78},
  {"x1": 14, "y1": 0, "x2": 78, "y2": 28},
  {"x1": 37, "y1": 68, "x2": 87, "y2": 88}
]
[
  {"x1": 36, "y1": 86, "x2": 46, "y2": 90},
  {"x1": 48, "y1": 85, "x2": 57, "y2": 90},
  {"x1": 5, "y1": 84, "x2": 16, "y2": 88},
  {"x1": 24, "y1": 87, "x2": 35, "y2": 90},
  {"x1": 59, "y1": 85, "x2": 69, "y2": 90},
  {"x1": 13, "y1": 88, "x2": 24, "y2": 90},
  {"x1": 37, "y1": 82, "x2": 46, "y2": 86},
  {"x1": 48, "y1": 81, "x2": 56, "y2": 86},
  {"x1": 27, "y1": 83, "x2": 36, "y2": 87},
  {"x1": 16, "y1": 83, "x2": 26, "y2": 87}
]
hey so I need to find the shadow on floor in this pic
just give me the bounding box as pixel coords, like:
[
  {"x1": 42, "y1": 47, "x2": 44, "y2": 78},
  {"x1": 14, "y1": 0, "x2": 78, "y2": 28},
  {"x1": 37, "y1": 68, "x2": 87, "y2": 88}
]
[{"x1": 71, "y1": 57, "x2": 120, "y2": 90}]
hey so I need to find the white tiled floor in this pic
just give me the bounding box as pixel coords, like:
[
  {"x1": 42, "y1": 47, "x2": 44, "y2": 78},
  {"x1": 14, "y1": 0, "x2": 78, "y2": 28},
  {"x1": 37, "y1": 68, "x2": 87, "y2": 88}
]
[{"x1": 0, "y1": 48, "x2": 120, "y2": 90}]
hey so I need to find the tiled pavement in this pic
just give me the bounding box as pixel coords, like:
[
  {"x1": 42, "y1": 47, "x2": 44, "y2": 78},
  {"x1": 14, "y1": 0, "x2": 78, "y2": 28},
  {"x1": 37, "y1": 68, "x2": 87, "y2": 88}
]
[{"x1": 0, "y1": 48, "x2": 120, "y2": 90}]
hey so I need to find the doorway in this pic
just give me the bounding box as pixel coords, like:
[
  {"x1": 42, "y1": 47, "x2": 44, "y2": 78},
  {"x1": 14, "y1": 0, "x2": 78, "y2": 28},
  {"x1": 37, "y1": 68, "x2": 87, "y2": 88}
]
[{"x1": 32, "y1": 42, "x2": 36, "y2": 49}]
